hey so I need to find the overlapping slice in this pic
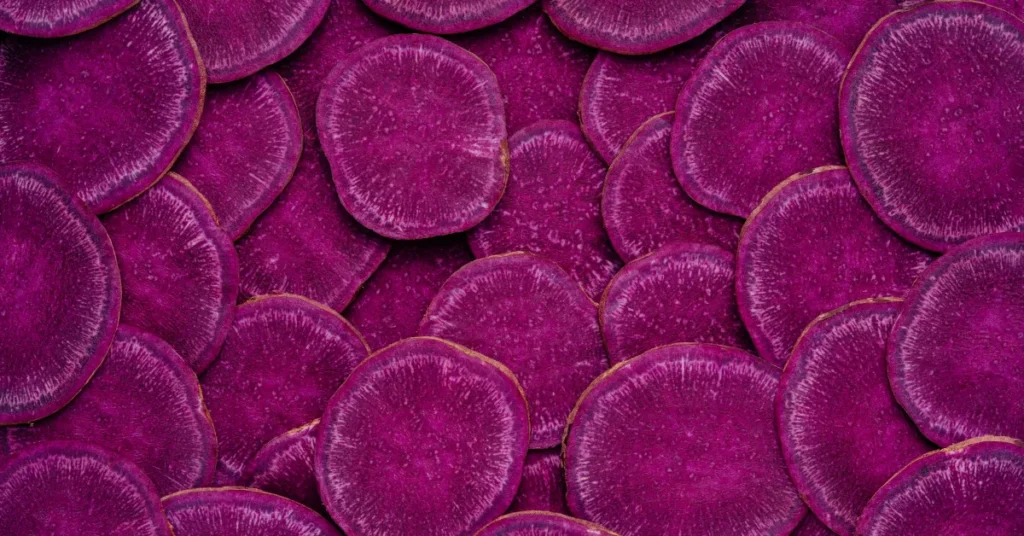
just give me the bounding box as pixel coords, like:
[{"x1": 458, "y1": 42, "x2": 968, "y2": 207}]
[
  {"x1": 103, "y1": 173, "x2": 238, "y2": 373},
  {"x1": 176, "y1": 0, "x2": 329, "y2": 83},
  {"x1": 564, "y1": 344, "x2": 805, "y2": 536},
  {"x1": 887, "y1": 233, "x2": 1024, "y2": 446},
  {"x1": 469, "y1": 121, "x2": 622, "y2": 298},
  {"x1": 736, "y1": 167, "x2": 933, "y2": 365},
  {"x1": 201, "y1": 294, "x2": 369, "y2": 484},
  {"x1": 0, "y1": 0, "x2": 204, "y2": 213},
  {"x1": 777, "y1": 299, "x2": 933, "y2": 535},
  {"x1": 603, "y1": 113, "x2": 741, "y2": 262},
  {"x1": 0, "y1": 441, "x2": 171, "y2": 535},
  {"x1": 672, "y1": 22, "x2": 848, "y2": 217},
  {"x1": 421, "y1": 253, "x2": 608, "y2": 448},
  {"x1": 240, "y1": 421, "x2": 322, "y2": 515},
  {"x1": 840, "y1": 1, "x2": 1024, "y2": 251},
  {"x1": 0, "y1": 0, "x2": 137, "y2": 37},
  {"x1": 601, "y1": 243, "x2": 751, "y2": 365},
  {"x1": 172, "y1": 72, "x2": 302, "y2": 240},
  {"x1": 793, "y1": 515, "x2": 835, "y2": 536},
  {"x1": 316, "y1": 337, "x2": 529, "y2": 536},
  {"x1": 508, "y1": 449, "x2": 569, "y2": 515},
  {"x1": 477, "y1": 512, "x2": 618, "y2": 536},
  {"x1": 2, "y1": 326, "x2": 216, "y2": 496},
  {"x1": 0, "y1": 164, "x2": 120, "y2": 425},
  {"x1": 317, "y1": 34, "x2": 508, "y2": 239},
  {"x1": 856, "y1": 437, "x2": 1024, "y2": 535},
  {"x1": 163, "y1": 488, "x2": 340, "y2": 536},
  {"x1": 361, "y1": 0, "x2": 535, "y2": 34}
]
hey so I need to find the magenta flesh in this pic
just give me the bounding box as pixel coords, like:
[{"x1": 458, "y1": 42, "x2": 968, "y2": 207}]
[
  {"x1": 508, "y1": 449, "x2": 569, "y2": 515},
  {"x1": 748, "y1": 0, "x2": 909, "y2": 50},
  {"x1": 478, "y1": 512, "x2": 617, "y2": 536},
  {"x1": 361, "y1": 0, "x2": 535, "y2": 34},
  {"x1": 469, "y1": 120, "x2": 622, "y2": 298},
  {"x1": 240, "y1": 421, "x2": 323, "y2": 516},
  {"x1": 0, "y1": 164, "x2": 120, "y2": 425},
  {"x1": 316, "y1": 337, "x2": 529, "y2": 536},
  {"x1": 793, "y1": 515, "x2": 836, "y2": 536},
  {"x1": 603, "y1": 113, "x2": 741, "y2": 262},
  {"x1": 736, "y1": 167, "x2": 934, "y2": 365},
  {"x1": 0, "y1": 0, "x2": 137, "y2": 37},
  {"x1": 565, "y1": 344, "x2": 806, "y2": 536},
  {"x1": 163, "y1": 487, "x2": 340, "y2": 536},
  {"x1": 0, "y1": 0, "x2": 204, "y2": 214},
  {"x1": 421, "y1": 253, "x2": 608, "y2": 449}
]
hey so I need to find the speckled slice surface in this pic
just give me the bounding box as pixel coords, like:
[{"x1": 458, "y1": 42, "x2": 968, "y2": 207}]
[
  {"x1": 163, "y1": 487, "x2": 340, "y2": 536},
  {"x1": 241, "y1": 420, "x2": 323, "y2": 515},
  {"x1": 361, "y1": 0, "x2": 535, "y2": 34},
  {"x1": 0, "y1": 0, "x2": 137, "y2": 37},
  {"x1": 477, "y1": 512, "x2": 618, "y2": 536}
]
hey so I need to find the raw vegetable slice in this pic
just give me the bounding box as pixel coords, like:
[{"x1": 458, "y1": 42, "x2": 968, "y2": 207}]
[
  {"x1": 163, "y1": 487, "x2": 340, "y2": 536},
  {"x1": 603, "y1": 113, "x2": 741, "y2": 262},
  {"x1": 477, "y1": 512, "x2": 618, "y2": 536},
  {"x1": 1, "y1": 326, "x2": 216, "y2": 496},
  {"x1": 420, "y1": 253, "x2": 607, "y2": 448},
  {"x1": 0, "y1": 441, "x2": 171, "y2": 536},
  {"x1": 564, "y1": 344, "x2": 805, "y2": 536},
  {"x1": 201, "y1": 294, "x2": 368, "y2": 484},
  {"x1": 793, "y1": 515, "x2": 835, "y2": 536},
  {"x1": 776, "y1": 299, "x2": 933, "y2": 535},
  {"x1": 856, "y1": 437, "x2": 1024, "y2": 535},
  {"x1": 452, "y1": 5, "x2": 594, "y2": 133},
  {"x1": 0, "y1": 0, "x2": 203, "y2": 214},
  {"x1": 601, "y1": 243, "x2": 751, "y2": 365},
  {"x1": 345, "y1": 235, "x2": 473, "y2": 350},
  {"x1": 736, "y1": 167, "x2": 933, "y2": 366},
  {"x1": 748, "y1": 0, "x2": 909, "y2": 50},
  {"x1": 0, "y1": 164, "x2": 120, "y2": 425},
  {"x1": 317, "y1": 34, "x2": 508, "y2": 240},
  {"x1": 316, "y1": 337, "x2": 530, "y2": 536},
  {"x1": 543, "y1": 0, "x2": 744, "y2": 55},
  {"x1": 672, "y1": 22, "x2": 848, "y2": 217},
  {"x1": 172, "y1": 72, "x2": 302, "y2": 240},
  {"x1": 0, "y1": 0, "x2": 137, "y2": 37},
  {"x1": 468, "y1": 121, "x2": 622, "y2": 298},
  {"x1": 840, "y1": 1, "x2": 1024, "y2": 251},
  {"x1": 240, "y1": 421, "x2": 323, "y2": 515},
  {"x1": 887, "y1": 233, "x2": 1024, "y2": 446},
  {"x1": 176, "y1": 0, "x2": 329, "y2": 84},
  {"x1": 508, "y1": 449, "x2": 569, "y2": 515},
  {"x1": 361, "y1": 0, "x2": 535, "y2": 34},
  {"x1": 103, "y1": 173, "x2": 238, "y2": 373}
]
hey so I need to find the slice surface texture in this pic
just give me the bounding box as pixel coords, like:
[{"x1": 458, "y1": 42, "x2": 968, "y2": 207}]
[
  {"x1": 0, "y1": 0, "x2": 137, "y2": 37},
  {"x1": 362, "y1": 0, "x2": 536, "y2": 34},
  {"x1": 508, "y1": 448, "x2": 569, "y2": 515},
  {"x1": 163, "y1": 487, "x2": 340, "y2": 536},
  {"x1": 792, "y1": 514, "x2": 835, "y2": 536},
  {"x1": 748, "y1": 0, "x2": 909, "y2": 50},
  {"x1": 477, "y1": 512, "x2": 618, "y2": 536},
  {"x1": 240, "y1": 420, "x2": 323, "y2": 515}
]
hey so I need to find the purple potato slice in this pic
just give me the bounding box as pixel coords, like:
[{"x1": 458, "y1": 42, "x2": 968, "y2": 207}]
[
  {"x1": 508, "y1": 449, "x2": 569, "y2": 515},
  {"x1": 477, "y1": 512, "x2": 618, "y2": 536},
  {"x1": 163, "y1": 487, "x2": 340, "y2": 536},
  {"x1": 793, "y1": 514, "x2": 835, "y2": 536},
  {"x1": 0, "y1": 0, "x2": 137, "y2": 37},
  {"x1": 240, "y1": 420, "x2": 323, "y2": 515},
  {"x1": 748, "y1": 0, "x2": 911, "y2": 50},
  {"x1": 361, "y1": 0, "x2": 536, "y2": 34}
]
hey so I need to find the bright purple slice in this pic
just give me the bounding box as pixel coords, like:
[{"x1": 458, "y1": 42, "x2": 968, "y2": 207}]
[
  {"x1": 0, "y1": 0, "x2": 137, "y2": 37},
  {"x1": 240, "y1": 420, "x2": 323, "y2": 515},
  {"x1": 361, "y1": 0, "x2": 535, "y2": 34},
  {"x1": 508, "y1": 449, "x2": 569, "y2": 515},
  {"x1": 478, "y1": 512, "x2": 617, "y2": 536},
  {"x1": 163, "y1": 487, "x2": 340, "y2": 536}
]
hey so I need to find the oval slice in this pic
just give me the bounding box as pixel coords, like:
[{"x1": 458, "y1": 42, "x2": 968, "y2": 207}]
[
  {"x1": 361, "y1": 0, "x2": 535, "y2": 34},
  {"x1": 0, "y1": 0, "x2": 203, "y2": 213},
  {"x1": 0, "y1": 0, "x2": 137, "y2": 37},
  {"x1": 316, "y1": 337, "x2": 530, "y2": 536},
  {"x1": 240, "y1": 420, "x2": 322, "y2": 515},
  {"x1": 736, "y1": 167, "x2": 934, "y2": 365},
  {"x1": 601, "y1": 243, "x2": 751, "y2": 365},
  {"x1": 478, "y1": 512, "x2": 618, "y2": 536},
  {"x1": 603, "y1": 113, "x2": 741, "y2": 262},
  {"x1": 176, "y1": 0, "x2": 329, "y2": 84},
  {"x1": 564, "y1": 344, "x2": 805, "y2": 536},
  {"x1": 672, "y1": 22, "x2": 848, "y2": 217},
  {"x1": 2, "y1": 325, "x2": 216, "y2": 496},
  {"x1": 163, "y1": 487, "x2": 340, "y2": 536},
  {"x1": 172, "y1": 72, "x2": 302, "y2": 240},
  {"x1": 856, "y1": 437, "x2": 1024, "y2": 535},
  {"x1": 0, "y1": 441, "x2": 171, "y2": 536},
  {"x1": 0, "y1": 164, "x2": 120, "y2": 425},
  {"x1": 777, "y1": 299, "x2": 933, "y2": 535},
  {"x1": 201, "y1": 294, "x2": 369, "y2": 484},
  {"x1": 840, "y1": 1, "x2": 1024, "y2": 251},
  {"x1": 508, "y1": 449, "x2": 568, "y2": 515},
  {"x1": 103, "y1": 173, "x2": 238, "y2": 373},
  {"x1": 317, "y1": 34, "x2": 508, "y2": 240},
  {"x1": 468, "y1": 120, "x2": 622, "y2": 298},
  {"x1": 420, "y1": 253, "x2": 608, "y2": 448},
  {"x1": 887, "y1": 233, "x2": 1024, "y2": 446},
  {"x1": 345, "y1": 235, "x2": 474, "y2": 350},
  {"x1": 543, "y1": 0, "x2": 744, "y2": 55}
]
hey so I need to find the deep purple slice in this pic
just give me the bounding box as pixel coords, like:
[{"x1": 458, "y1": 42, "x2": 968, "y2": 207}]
[
  {"x1": 176, "y1": 0, "x2": 329, "y2": 84},
  {"x1": 793, "y1": 514, "x2": 836, "y2": 536},
  {"x1": 0, "y1": 164, "x2": 120, "y2": 425},
  {"x1": 361, "y1": 0, "x2": 535, "y2": 34},
  {"x1": 172, "y1": 72, "x2": 302, "y2": 240},
  {"x1": 0, "y1": 0, "x2": 137, "y2": 37},
  {"x1": 316, "y1": 337, "x2": 529, "y2": 536},
  {"x1": 603, "y1": 113, "x2": 741, "y2": 262},
  {"x1": 508, "y1": 449, "x2": 569, "y2": 515},
  {"x1": 478, "y1": 512, "x2": 617, "y2": 536},
  {"x1": 201, "y1": 294, "x2": 369, "y2": 484},
  {"x1": 163, "y1": 487, "x2": 340, "y2": 536},
  {"x1": 736, "y1": 167, "x2": 933, "y2": 365},
  {"x1": 421, "y1": 253, "x2": 608, "y2": 449},
  {"x1": 0, "y1": 0, "x2": 203, "y2": 213},
  {"x1": 565, "y1": 344, "x2": 805, "y2": 536},
  {"x1": 777, "y1": 299, "x2": 933, "y2": 535},
  {"x1": 748, "y1": 0, "x2": 909, "y2": 50},
  {"x1": 469, "y1": 120, "x2": 622, "y2": 298},
  {"x1": 2, "y1": 326, "x2": 216, "y2": 496},
  {"x1": 887, "y1": 233, "x2": 1024, "y2": 447},
  {"x1": 0, "y1": 441, "x2": 171, "y2": 536},
  {"x1": 103, "y1": 173, "x2": 238, "y2": 373},
  {"x1": 240, "y1": 420, "x2": 323, "y2": 516}
]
